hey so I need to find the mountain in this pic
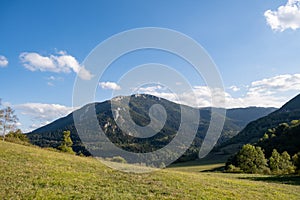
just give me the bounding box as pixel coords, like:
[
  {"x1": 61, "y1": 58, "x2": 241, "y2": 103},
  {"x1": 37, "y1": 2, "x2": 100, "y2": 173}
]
[
  {"x1": 212, "y1": 94, "x2": 300, "y2": 159},
  {"x1": 27, "y1": 94, "x2": 275, "y2": 162}
]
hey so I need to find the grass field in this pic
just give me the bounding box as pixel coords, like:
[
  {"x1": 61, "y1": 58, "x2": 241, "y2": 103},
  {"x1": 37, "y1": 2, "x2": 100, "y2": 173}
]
[{"x1": 1, "y1": 141, "x2": 300, "y2": 199}]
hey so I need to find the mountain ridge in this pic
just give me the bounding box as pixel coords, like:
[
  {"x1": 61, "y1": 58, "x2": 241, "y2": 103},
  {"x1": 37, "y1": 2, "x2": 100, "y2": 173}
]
[
  {"x1": 211, "y1": 93, "x2": 300, "y2": 158},
  {"x1": 27, "y1": 94, "x2": 276, "y2": 161}
]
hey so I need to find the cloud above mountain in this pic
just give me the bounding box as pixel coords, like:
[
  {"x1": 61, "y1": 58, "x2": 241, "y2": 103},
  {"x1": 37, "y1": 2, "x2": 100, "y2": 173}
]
[
  {"x1": 99, "y1": 82, "x2": 121, "y2": 90},
  {"x1": 15, "y1": 103, "x2": 77, "y2": 132},
  {"x1": 134, "y1": 73, "x2": 300, "y2": 108}
]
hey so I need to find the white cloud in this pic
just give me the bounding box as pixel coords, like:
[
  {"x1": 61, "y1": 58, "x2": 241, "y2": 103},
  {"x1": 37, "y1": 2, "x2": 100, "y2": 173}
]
[
  {"x1": 134, "y1": 85, "x2": 221, "y2": 108},
  {"x1": 15, "y1": 103, "x2": 77, "y2": 131},
  {"x1": 134, "y1": 85, "x2": 163, "y2": 93},
  {"x1": 0, "y1": 55, "x2": 8, "y2": 67},
  {"x1": 250, "y1": 74, "x2": 300, "y2": 92},
  {"x1": 47, "y1": 82, "x2": 54, "y2": 86},
  {"x1": 19, "y1": 51, "x2": 93, "y2": 80},
  {"x1": 264, "y1": 0, "x2": 300, "y2": 31},
  {"x1": 229, "y1": 85, "x2": 240, "y2": 92},
  {"x1": 133, "y1": 74, "x2": 300, "y2": 108},
  {"x1": 45, "y1": 76, "x2": 64, "y2": 86},
  {"x1": 99, "y1": 82, "x2": 121, "y2": 90}
]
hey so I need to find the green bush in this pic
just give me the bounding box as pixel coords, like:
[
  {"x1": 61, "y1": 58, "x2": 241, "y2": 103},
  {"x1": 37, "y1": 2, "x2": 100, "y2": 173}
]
[
  {"x1": 225, "y1": 164, "x2": 243, "y2": 173},
  {"x1": 111, "y1": 156, "x2": 127, "y2": 163},
  {"x1": 5, "y1": 129, "x2": 30, "y2": 145}
]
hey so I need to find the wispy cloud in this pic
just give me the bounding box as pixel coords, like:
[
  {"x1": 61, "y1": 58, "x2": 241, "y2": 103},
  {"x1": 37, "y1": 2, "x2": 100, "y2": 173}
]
[
  {"x1": 99, "y1": 81, "x2": 121, "y2": 90},
  {"x1": 45, "y1": 76, "x2": 64, "y2": 86},
  {"x1": 15, "y1": 103, "x2": 77, "y2": 131},
  {"x1": 0, "y1": 55, "x2": 8, "y2": 67},
  {"x1": 134, "y1": 74, "x2": 300, "y2": 108},
  {"x1": 264, "y1": 0, "x2": 300, "y2": 31},
  {"x1": 248, "y1": 74, "x2": 300, "y2": 94},
  {"x1": 19, "y1": 51, "x2": 93, "y2": 80},
  {"x1": 229, "y1": 85, "x2": 240, "y2": 92}
]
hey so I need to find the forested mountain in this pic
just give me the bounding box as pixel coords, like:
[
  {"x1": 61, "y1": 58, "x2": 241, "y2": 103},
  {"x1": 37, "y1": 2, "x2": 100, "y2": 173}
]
[
  {"x1": 212, "y1": 94, "x2": 300, "y2": 158},
  {"x1": 256, "y1": 120, "x2": 300, "y2": 158},
  {"x1": 27, "y1": 94, "x2": 275, "y2": 162}
]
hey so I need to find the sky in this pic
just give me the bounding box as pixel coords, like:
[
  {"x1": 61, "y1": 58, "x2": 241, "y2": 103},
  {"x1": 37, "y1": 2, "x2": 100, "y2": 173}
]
[{"x1": 1, "y1": 0, "x2": 300, "y2": 132}]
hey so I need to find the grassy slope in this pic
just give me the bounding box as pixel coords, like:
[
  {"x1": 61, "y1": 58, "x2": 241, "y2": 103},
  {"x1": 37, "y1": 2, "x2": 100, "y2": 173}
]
[{"x1": 1, "y1": 141, "x2": 299, "y2": 200}]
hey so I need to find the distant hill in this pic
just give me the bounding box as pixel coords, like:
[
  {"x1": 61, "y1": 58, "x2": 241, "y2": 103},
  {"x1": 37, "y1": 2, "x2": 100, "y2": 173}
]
[
  {"x1": 27, "y1": 94, "x2": 275, "y2": 162},
  {"x1": 212, "y1": 94, "x2": 300, "y2": 158}
]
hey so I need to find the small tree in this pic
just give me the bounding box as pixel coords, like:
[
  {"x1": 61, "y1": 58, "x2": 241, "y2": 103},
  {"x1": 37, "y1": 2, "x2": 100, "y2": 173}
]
[
  {"x1": 0, "y1": 103, "x2": 18, "y2": 141},
  {"x1": 279, "y1": 151, "x2": 295, "y2": 174},
  {"x1": 292, "y1": 152, "x2": 300, "y2": 174},
  {"x1": 270, "y1": 149, "x2": 295, "y2": 174},
  {"x1": 236, "y1": 144, "x2": 268, "y2": 173},
  {"x1": 58, "y1": 130, "x2": 75, "y2": 154},
  {"x1": 269, "y1": 149, "x2": 280, "y2": 173}
]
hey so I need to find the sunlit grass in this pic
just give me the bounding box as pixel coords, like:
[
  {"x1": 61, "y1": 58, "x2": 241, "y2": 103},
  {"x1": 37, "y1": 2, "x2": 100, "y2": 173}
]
[{"x1": 1, "y1": 141, "x2": 299, "y2": 199}]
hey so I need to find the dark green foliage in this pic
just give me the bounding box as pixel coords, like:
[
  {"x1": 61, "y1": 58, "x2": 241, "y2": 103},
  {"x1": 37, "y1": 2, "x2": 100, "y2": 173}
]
[
  {"x1": 58, "y1": 130, "x2": 75, "y2": 154},
  {"x1": 235, "y1": 144, "x2": 267, "y2": 174},
  {"x1": 26, "y1": 94, "x2": 275, "y2": 162},
  {"x1": 213, "y1": 94, "x2": 300, "y2": 157},
  {"x1": 227, "y1": 119, "x2": 300, "y2": 175},
  {"x1": 257, "y1": 120, "x2": 300, "y2": 158}
]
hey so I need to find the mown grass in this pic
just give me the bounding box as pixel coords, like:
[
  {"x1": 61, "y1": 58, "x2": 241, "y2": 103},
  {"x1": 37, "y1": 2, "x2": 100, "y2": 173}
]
[{"x1": 1, "y1": 141, "x2": 300, "y2": 199}]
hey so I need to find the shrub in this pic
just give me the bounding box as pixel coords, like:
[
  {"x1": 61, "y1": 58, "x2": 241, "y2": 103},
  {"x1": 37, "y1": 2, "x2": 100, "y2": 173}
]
[
  {"x1": 111, "y1": 156, "x2": 127, "y2": 163},
  {"x1": 225, "y1": 164, "x2": 243, "y2": 173},
  {"x1": 5, "y1": 129, "x2": 30, "y2": 145}
]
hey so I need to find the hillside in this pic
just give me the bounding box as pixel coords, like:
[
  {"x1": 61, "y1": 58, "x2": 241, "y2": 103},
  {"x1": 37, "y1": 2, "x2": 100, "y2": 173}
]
[
  {"x1": 212, "y1": 94, "x2": 300, "y2": 158},
  {"x1": 256, "y1": 120, "x2": 300, "y2": 157},
  {"x1": 27, "y1": 94, "x2": 275, "y2": 161},
  {"x1": 1, "y1": 141, "x2": 300, "y2": 199}
]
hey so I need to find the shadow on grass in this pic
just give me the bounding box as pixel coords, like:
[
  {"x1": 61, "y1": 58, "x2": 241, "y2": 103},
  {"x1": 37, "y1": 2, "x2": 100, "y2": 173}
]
[
  {"x1": 200, "y1": 166, "x2": 225, "y2": 172},
  {"x1": 240, "y1": 175, "x2": 300, "y2": 186}
]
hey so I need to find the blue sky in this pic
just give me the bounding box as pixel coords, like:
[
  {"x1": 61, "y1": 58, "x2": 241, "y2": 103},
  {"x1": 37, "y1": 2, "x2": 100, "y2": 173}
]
[{"x1": 1, "y1": 0, "x2": 300, "y2": 132}]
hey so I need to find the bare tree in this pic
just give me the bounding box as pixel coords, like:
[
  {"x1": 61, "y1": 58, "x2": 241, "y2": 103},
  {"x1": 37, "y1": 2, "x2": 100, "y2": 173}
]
[
  {"x1": 0, "y1": 99, "x2": 3, "y2": 139},
  {"x1": 0, "y1": 99, "x2": 18, "y2": 141}
]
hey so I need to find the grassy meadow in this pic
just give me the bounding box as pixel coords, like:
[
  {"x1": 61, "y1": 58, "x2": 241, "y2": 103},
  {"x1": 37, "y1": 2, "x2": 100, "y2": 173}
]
[{"x1": 0, "y1": 141, "x2": 300, "y2": 199}]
